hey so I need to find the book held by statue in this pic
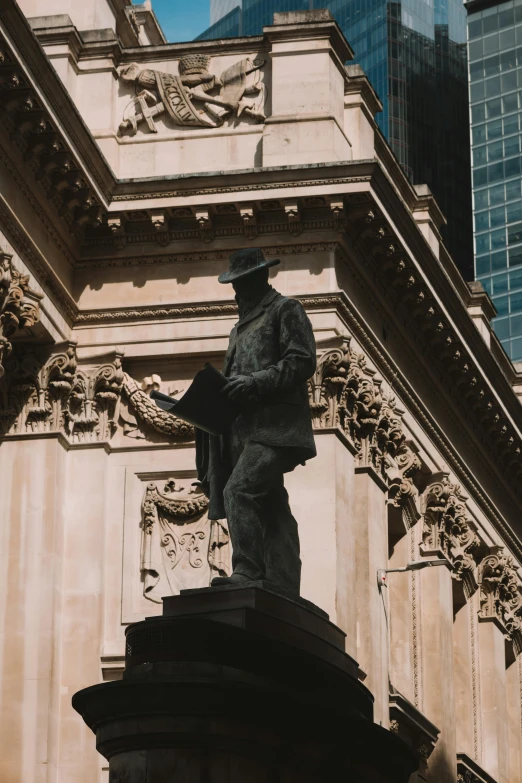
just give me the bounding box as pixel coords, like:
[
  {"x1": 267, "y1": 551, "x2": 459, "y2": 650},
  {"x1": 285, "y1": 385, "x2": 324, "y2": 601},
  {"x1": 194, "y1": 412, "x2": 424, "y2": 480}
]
[{"x1": 150, "y1": 363, "x2": 238, "y2": 436}]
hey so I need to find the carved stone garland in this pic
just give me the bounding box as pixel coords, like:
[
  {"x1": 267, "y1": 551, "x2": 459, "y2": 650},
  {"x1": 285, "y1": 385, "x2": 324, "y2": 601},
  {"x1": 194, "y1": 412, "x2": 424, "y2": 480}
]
[
  {"x1": 421, "y1": 476, "x2": 482, "y2": 595},
  {"x1": 122, "y1": 373, "x2": 193, "y2": 440},
  {"x1": 478, "y1": 548, "x2": 522, "y2": 653},
  {"x1": 310, "y1": 337, "x2": 405, "y2": 477},
  {"x1": 0, "y1": 252, "x2": 42, "y2": 378}
]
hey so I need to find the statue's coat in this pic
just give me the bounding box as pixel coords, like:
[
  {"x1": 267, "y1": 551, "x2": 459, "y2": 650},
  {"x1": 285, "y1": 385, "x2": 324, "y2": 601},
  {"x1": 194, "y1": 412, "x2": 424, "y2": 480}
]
[{"x1": 196, "y1": 288, "x2": 316, "y2": 519}]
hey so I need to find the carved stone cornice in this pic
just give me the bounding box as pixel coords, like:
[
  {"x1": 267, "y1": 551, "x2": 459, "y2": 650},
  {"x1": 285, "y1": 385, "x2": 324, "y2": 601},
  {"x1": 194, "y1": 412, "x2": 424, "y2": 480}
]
[
  {"x1": 478, "y1": 548, "x2": 522, "y2": 648},
  {"x1": 421, "y1": 476, "x2": 482, "y2": 595},
  {"x1": 0, "y1": 4, "x2": 113, "y2": 201},
  {"x1": 310, "y1": 337, "x2": 405, "y2": 479},
  {"x1": 0, "y1": 26, "x2": 109, "y2": 239},
  {"x1": 389, "y1": 688, "x2": 439, "y2": 780},
  {"x1": 83, "y1": 211, "x2": 347, "y2": 250},
  {"x1": 344, "y1": 200, "x2": 522, "y2": 494},
  {"x1": 0, "y1": 251, "x2": 42, "y2": 377},
  {"x1": 456, "y1": 752, "x2": 497, "y2": 783}
]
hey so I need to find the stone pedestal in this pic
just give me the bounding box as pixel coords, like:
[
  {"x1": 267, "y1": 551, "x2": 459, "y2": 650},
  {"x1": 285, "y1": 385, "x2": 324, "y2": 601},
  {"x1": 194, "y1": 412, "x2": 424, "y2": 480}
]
[{"x1": 73, "y1": 584, "x2": 416, "y2": 782}]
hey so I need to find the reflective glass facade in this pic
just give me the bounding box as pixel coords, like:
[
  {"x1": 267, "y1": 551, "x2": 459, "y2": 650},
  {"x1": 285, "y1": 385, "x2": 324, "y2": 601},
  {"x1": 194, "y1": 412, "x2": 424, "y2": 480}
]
[
  {"x1": 211, "y1": 0, "x2": 243, "y2": 26},
  {"x1": 467, "y1": 0, "x2": 522, "y2": 361},
  {"x1": 196, "y1": 6, "x2": 242, "y2": 39},
  {"x1": 198, "y1": 0, "x2": 473, "y2": 279}
]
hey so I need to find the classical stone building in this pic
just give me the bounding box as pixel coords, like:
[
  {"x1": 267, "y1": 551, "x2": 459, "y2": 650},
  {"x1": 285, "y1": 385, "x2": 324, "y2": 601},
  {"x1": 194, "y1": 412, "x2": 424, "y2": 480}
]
[{"x1": 0, "y1": 2, "x2": 521, "y2": 782}]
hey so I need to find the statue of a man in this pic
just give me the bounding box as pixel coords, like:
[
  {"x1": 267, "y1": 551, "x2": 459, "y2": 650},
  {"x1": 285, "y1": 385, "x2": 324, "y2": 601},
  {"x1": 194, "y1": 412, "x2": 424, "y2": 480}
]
[{"x1": 196, "y1": 248, "x2": 316, "y2": 594}]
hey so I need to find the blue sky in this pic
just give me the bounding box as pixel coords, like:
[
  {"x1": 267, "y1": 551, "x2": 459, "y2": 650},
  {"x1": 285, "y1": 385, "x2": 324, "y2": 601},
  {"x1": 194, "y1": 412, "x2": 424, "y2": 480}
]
[{"x1": 138, "y1": 0, "x2": 210, "y2": 42}]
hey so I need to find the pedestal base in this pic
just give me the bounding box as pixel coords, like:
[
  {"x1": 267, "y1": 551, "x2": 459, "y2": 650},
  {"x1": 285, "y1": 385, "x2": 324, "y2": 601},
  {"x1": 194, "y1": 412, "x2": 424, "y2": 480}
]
[{"x1": 73, "y1": 586, "x2": 416, "y2": 782}]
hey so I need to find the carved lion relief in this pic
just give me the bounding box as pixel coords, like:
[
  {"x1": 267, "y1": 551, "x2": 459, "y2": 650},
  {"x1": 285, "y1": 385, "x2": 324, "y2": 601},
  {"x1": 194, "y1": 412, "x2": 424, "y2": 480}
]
[
  {"x1": 118, "y1": 53, "x2": 266, "y2": 134},
  {"x1": 140, "y1": 478, "x2": 231, "y2": 602}
]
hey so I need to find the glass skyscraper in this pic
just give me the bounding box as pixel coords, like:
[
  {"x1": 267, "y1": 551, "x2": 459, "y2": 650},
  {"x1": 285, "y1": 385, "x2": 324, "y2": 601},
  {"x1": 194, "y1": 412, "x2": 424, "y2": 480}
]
[
  {"x1": 197, "y1": 0, "x2": 473, "y2": 280},
  {"x1": 467, "y1": 0, "x2": 522, "y2": 361}
]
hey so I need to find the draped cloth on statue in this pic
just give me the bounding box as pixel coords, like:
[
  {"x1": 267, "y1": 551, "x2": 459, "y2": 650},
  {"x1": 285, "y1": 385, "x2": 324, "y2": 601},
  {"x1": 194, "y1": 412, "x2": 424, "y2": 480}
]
[{"x1": 155, "y1": 72, "x2": 216, "y2": 128}]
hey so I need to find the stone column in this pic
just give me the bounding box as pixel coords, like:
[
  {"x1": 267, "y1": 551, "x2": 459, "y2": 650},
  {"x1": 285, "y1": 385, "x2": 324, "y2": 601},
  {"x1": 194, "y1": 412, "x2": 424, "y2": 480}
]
[
  {"x1": 453, "y1": 589, "x2": 481, "y2": 763},
  {"x1": 477, "y1": 619, "x2": 509, "y2": 782},
  {"x1": 387, "y1": 495, "x2": 420, "y2": 707},
  {"x1": 48, "y1": 447, "x2": 110, "y2": 783},
  {"x1": 418, "y1": 559, "x2": 458, "y2": 782},
  {"x1": 506, "y1": 648, "x2": 522, "y2": 783},
  {"x1": 263, "y1": 10, "x2": 352, "y2": 167},
  {"x1": 286, "y1": 430, "x2": 357, "y2": 654},
  {"x1": 477, "y1": 550, "x2": 515, "y2": 783},
  {"x1": 353, "y1": 465, "x2": 389, "y2": 727},
  {"x1": 0, "y1": 438, "x2": 66, "y2": 783}
]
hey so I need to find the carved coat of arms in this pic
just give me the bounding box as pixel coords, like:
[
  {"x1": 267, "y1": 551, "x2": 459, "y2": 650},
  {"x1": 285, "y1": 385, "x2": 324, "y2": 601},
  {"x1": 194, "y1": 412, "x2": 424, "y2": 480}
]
[
  {"x1": 141, "y1": 478, "x2": 231, "y2": 601},
  {"x1": 118, "y1": 53, "x2": 266, "y2": 134}
]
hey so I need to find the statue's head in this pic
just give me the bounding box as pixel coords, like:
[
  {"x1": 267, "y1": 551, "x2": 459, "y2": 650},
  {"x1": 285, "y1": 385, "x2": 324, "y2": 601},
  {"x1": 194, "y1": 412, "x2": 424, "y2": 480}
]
[{"x1": 118, "y1": 62, "x2": 142, "y2": 83}]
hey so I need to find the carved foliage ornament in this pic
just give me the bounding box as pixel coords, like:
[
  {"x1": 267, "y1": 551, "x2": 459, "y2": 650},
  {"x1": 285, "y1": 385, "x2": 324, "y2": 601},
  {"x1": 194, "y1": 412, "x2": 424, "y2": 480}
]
[
  {"x1": 0, "y1": 343, "x2": 124, "y2": 442},
  {"x1": 421, "y1": 477, "x2": 481, "y2": 592},
  {"x1": 387, "y1": 442, "x2": 422, "y2": 528},
  {"x1": 309, "y1": 337, "x2": 405, "y2": 476},
  {"x1": 0, "y1": 252, "x2": 42, "y2": 378},
  {"x1": 141, "y1": 479, "x2": 230, "y2": 602},
  {"x1": 0, "y1": 345, "x2": 194, "y2": 444},
  {"x1": 479, "y1": 548, "x2": 522, "y2": 651},
  {"x1": 118, "y1": 53, "x2": 266, "y2": 134}
]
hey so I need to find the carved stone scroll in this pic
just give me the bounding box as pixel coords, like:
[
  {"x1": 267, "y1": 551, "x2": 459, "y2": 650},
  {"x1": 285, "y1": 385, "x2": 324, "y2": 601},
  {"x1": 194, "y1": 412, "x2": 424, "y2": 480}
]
[
  {"x1": 141, "y1": 478, "x2": 231, "y2": 602},
  {"x1": 0, "y1": 252, "x2": 43, "y2": 378},
  {"x1": 387, "y1": 443, "x2": 422, "y2": 528},
  {"x1": 309, "y1": 337, "x2": 405, "y2": 477},
  {"x1": 421, "y1": 476, "x2": 482, "y2": 594}
]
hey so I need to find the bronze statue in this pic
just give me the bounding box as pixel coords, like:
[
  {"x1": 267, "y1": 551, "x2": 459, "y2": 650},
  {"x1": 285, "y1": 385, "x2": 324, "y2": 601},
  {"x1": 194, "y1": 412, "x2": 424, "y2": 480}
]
[{"x1": 196, "y1": 248, "x2": 317, "y2": 594}]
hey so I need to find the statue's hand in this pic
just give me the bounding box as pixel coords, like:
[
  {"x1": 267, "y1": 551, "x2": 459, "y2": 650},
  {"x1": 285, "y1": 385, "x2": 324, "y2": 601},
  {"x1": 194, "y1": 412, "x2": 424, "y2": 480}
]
[{"x1": 221, "y1": 375, "x2": 256, "y2": 402}]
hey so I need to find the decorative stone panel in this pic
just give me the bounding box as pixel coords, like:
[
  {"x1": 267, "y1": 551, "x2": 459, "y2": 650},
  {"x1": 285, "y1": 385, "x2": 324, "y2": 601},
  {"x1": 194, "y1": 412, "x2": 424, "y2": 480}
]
[{"x1": 140, "y1": 478, "x2": 230, "y2": 603}]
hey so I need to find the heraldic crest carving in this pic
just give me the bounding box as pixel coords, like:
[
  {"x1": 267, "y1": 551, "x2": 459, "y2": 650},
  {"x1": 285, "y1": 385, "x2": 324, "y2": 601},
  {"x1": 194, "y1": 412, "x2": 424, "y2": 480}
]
[
  {"x1": 141, "y1": 478, "x2": 231, "y2": 602},
  {"x1": 118, "y1": 53, "x2": 266, "y2": 133}
]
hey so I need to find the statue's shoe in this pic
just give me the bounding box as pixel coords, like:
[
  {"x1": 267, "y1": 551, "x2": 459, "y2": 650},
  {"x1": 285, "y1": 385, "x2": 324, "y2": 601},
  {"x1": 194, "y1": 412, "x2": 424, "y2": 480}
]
[{"x1": 210, "y1": 573, "x2": 257, "y2": 587}]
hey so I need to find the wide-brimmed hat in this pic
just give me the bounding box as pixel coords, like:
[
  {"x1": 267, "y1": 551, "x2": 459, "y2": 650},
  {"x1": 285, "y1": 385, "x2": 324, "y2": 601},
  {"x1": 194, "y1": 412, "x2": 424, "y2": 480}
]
[{"x1": 218, "y1": 248, "x2": 280, "y2": 284}]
